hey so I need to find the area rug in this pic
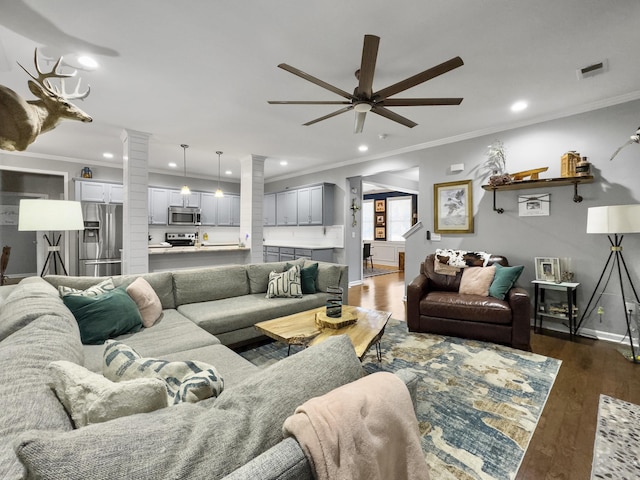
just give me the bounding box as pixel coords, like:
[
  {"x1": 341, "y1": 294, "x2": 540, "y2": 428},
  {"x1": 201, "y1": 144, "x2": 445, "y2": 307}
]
[
  {"x1": 591, "y1": 395, "x2": 640, "y2": 479},
  {"x1": 363, "y1": 267, "x2": 400, "y2": 278},
  {"x1": 239, "y1": 319, "x2": 561, "y2": 480}
]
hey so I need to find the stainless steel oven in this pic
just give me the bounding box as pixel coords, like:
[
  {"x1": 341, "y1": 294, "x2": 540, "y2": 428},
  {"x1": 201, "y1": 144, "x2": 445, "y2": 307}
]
[{"x1": 168, "y1": 206, "x2": 201, "y2": 226}]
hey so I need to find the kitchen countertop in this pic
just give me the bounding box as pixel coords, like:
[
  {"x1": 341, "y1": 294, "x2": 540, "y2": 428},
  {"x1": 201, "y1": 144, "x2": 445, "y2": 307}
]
[
  {"x1": 148, "y1": 245, "x2": 250, "y2": 255},
  {"x1": 263, "y1": 244, "x2": 336, "y2": 249}
]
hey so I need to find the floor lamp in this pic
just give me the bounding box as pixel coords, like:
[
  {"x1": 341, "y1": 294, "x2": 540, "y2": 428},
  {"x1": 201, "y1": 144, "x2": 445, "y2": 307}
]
[
  {"x1": 18, "y1": 199, "x2": 85, "y2": 276},
  {"x1": 576, "y1": 204, "x2": 640, "y2": 363}
]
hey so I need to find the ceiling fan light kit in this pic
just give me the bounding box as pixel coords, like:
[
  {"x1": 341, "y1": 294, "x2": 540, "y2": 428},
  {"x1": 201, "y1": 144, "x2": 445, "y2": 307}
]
[{"x1": 269, "y1": 34, "x2": 464, "y2": 133}]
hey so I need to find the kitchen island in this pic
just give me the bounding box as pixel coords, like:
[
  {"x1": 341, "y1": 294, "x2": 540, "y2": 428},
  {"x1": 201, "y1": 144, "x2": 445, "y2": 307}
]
[{"x1": 148, "y1": 244, "x2": 251, "y2": 272}]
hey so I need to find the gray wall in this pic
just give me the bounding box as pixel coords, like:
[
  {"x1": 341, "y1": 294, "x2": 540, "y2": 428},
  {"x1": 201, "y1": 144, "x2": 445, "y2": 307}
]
[{"x1": 406, "y1": 99, "x2": 640, "y2": 341}]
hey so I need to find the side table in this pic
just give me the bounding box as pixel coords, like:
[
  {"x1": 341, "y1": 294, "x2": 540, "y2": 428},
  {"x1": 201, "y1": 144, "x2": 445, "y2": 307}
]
[{"x1": 532, "y1": 280, "x2": 580, "y2": 337}]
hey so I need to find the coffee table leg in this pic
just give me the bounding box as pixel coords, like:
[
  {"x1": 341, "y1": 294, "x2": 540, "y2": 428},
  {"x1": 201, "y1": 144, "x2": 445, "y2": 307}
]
[
  {"x1": 376, "y1": 341, "x2": 382, "y2": 362},
  {"x1": 287, "y1": 344, "x2": 291, "y2": 356}
]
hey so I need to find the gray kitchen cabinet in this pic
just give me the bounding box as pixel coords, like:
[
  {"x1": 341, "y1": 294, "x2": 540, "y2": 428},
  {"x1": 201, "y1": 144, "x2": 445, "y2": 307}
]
[
  {"x1": 276, "y1": 190, "x2": 297, "y2": 226},
  {"x1": 148, "y1": 188, "x2": 169, "y2": 224},
  {"x1": 264, "y1": 193, "x2": 276, "y2": 226},
  {"x1": 169, "y1": 190, "x2": 200, "y2": 208},
  {"x1": 200, "y1": 192, "x2": 217, "y2": 225},
  {"x1": 297, "y1": 184, "x2": 332, "y2": 225},
  {"x1": 264, "y1": 246, "x2": 280, "y2": 263},
  {"x1": 279, "y1": 247, "x2": 295, "y2": 262},
  {"x1": 216, "y1": 194, "x2": 240, "y2": 226},
  {"x1": 230, "y1": 195, "x2": 240, "y2": 226},
  {"x1": 76, "y1": 181, "x2": 123, "y2": 204}
]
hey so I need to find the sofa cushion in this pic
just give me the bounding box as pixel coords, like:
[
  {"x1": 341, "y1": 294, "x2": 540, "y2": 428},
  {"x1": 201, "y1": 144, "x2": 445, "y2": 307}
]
[
  {"x1": 82, "y1": 309, "x2": 220, "y2": 373},
  {"x1": 489, "y1": 263, "x2": 525, "y2": 300},
  {"x1": 266, "y1": 265, "x2": 302, "y2": 298},
  {"x1": 458, "y1": 266, "x2": 496, "y2": 296},
  {"x1": 47, "y1": 360, "x2": 168, "y2": 428},
  {"x1": 15, "y1": 335, "x2": 364, "y2": 480},
  {"x1": 173, "y1": 265, "x2": 250, "y2": 305},
  {"x1": 0, "y1": 307, "x2": 84, "y2": 479},
  {"x1": 313, "y1": 262, "x2": 341, "y2": 293},
  {"x1": 63, "y1": 287, "x2": 143, "y2": 345},
  {"x1": 103, "y1": 340, "x2": 224, "y2": 404},
  {"x1": 0, "y1": 277, "x2": 72, "y2": 342},
  {"x1": 125, "y1": 277, "x2": 163, "y2": 327},
  {"x1": 179, "y1": 292, "x2": 328, "y2": 336},
  {"x1": 420, "y1": 291, "x2": 513, "y2": 325}
]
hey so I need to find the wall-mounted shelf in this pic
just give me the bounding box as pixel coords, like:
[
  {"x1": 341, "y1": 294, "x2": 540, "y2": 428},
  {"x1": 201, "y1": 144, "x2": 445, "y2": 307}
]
[{"x1": 481, "y1": 175, "x2": 594, "y2": 213}]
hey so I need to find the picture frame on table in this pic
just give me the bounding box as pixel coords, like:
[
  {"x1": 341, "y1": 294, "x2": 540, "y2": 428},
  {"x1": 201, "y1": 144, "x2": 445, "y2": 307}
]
[
  {"x1": 535, "y1": 257, "x2": 561, "y2": 282},
  {"x1": 433, "y1": 179, "x2": 473, "y2": 234}
]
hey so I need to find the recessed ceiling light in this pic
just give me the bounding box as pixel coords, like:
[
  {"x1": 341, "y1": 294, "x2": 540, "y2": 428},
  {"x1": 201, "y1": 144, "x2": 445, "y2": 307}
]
[
  {"x1": 168, "y1": 162, "x2": 177, "y2": 168},
  {"x1": 225, "y1": 170, "x2": 232, "y2": 175},
  {"x1": 358, "y1": 145, "x2": 369, "y2": 152},
  {"x1": 511, "y1": 101, "x2": 528, "y2": 112},
  {"x1": 280, "y1": 160, "x2": 288, "y2": 166},
  {"x1": 102, "y1": 152, "x2": 114, "y2": 159},
  {"x1": 77, "y1": 55, "x2": 98, "y2": 69}
]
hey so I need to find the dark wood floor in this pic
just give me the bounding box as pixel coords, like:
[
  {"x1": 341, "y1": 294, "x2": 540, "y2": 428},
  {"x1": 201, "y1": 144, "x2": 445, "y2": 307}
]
[{"x1": 349, "y1": 269, "x2": 640, "y2": 480}]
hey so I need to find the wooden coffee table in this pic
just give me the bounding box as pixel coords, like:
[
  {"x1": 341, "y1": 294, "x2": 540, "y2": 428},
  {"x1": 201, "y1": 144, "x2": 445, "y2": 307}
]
[{"x1": 254, "y1": 305, "x2": 391, "y2": 360}]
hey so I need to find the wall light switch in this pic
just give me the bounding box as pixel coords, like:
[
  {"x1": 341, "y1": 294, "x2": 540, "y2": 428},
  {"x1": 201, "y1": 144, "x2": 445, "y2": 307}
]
[
  {"x1": 431, "y1": 233, "x2": 442, "y2": 241},
  {"x1": 451, "y1": 163, "x2": 465, "y2": 172},
  {"x1": 352, "y1": 231, "x2": 356, "y2": 238}
]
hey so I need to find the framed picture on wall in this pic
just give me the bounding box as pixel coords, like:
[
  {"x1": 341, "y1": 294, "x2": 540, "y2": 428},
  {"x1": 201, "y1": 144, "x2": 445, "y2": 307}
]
[
  {"x1": 375, "y1": 200, "x2": 385, "y2": 212},
  {"x1": 433, "y1": 179, "x2": 473, "y2": 234},
  {"x1": 376, "y1": 215, "x2": 385, "y2": 225},
  {"x1": 519, "y1": 194, "x2": 550, "y2": 216},
  {"x1": 375, "y1": 227, "x2": 385, "y2": 239}
]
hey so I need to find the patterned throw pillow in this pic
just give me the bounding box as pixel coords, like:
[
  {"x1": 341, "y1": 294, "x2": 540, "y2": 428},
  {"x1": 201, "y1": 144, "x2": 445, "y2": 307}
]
[
  {"x1": 103, "y1": 340, "x2": 224, "y2": 405},
  {"x1": 58, "y1": 278, "x2": 115, "y2": 297},
  {"x1": 265, "y1": 264, "x2": 303, "y2": 298}
]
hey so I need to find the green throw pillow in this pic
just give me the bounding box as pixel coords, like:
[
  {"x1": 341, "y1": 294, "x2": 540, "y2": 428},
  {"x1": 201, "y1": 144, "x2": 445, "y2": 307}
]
[
  {"x1": 489, "y1": 263, "x2": 524, "y2": 300},
  {"x1": 62, "y1": 287, "x2": 143, "y2": 345},
  {"x1": 286, "y1": 262, "x2": 318, "y2": 294}
]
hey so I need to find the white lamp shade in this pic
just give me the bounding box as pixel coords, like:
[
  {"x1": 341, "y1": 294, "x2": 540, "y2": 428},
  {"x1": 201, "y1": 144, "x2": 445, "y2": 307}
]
[
  {"x1": 586, "y1": 204, "x2": 640, "y2": 234},
  {"x1": 18, "y1": 199, "x2": 85, "y2": 231}
]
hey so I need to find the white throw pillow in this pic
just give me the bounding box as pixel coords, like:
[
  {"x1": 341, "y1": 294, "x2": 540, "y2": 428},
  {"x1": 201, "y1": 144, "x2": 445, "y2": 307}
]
[
  {"x1": 458, "y1": 266, "x2": 496, "y2": 296},
  {"x1": 47, "y1": 360, "x2": 168, "y2": 428},
  {"x1": 58, "y1": 278, "x2": 115, "y2": 297},
  {"x1": 103, "y1": 340, "x2": 224, "y2": 404},
  {"x1": 265, "y1": 264, "x2": 303, "y2": 298},
  {"x1": 126, "y1": 277, "x2": 163, "y2": 327}
]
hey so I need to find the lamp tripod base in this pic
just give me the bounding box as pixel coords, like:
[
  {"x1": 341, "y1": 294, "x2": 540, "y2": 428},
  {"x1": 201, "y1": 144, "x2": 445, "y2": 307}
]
[{"x1": 41, "y1": 233, "x2": 68, "y2": 277}]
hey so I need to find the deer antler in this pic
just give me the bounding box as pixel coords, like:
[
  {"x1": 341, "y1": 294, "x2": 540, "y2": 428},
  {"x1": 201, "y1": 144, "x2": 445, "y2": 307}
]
[{"x1": 17, "y1": 49, "x2": 90, "y2": 100}]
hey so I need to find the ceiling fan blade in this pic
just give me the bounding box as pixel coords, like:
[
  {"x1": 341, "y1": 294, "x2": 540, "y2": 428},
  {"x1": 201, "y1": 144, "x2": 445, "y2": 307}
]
[
  {"x1": 303, "y1": 106, "x2": 353, "y2": 126},
  {"x1": 278, "y1": 63, "x2": 354, "y2": 100},
  {"x1": 382, "y1": 98, "x2": 463, "y2": 106},
  {"x1": 374, "y1": 56, "x2": 464, "y2": 100},
  {"x1": 372, "y1": 106, "x2": 417, "y2": 128},
  {"x1": 268, "y1": 100, "x2": 351, "y2": 105},
  {"x1": 354, "y1": 111, "x2": 367, "y2": 134},
  {"x1": 356, "y1": 35, "x2": 380, "y2": 98}
]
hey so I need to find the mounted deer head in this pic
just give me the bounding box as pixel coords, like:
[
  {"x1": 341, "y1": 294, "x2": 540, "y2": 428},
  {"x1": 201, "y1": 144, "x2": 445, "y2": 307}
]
[{"x1": 0, "y1": 49, "x2": 92, "y2": 152}]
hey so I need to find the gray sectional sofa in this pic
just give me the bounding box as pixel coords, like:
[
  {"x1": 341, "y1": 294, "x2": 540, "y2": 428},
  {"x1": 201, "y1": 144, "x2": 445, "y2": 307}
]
[{"x1": 0, "y1": 260, "x2": 417, "y2": 479}]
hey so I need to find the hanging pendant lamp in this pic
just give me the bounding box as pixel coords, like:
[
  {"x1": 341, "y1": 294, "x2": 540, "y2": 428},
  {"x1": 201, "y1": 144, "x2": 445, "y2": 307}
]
[
  {"x1": 215, "y1": 151, "x2": 224, "y2": 198},
  {"x1": 180, "y1": 144, "x2": 191, "y2": 195}
]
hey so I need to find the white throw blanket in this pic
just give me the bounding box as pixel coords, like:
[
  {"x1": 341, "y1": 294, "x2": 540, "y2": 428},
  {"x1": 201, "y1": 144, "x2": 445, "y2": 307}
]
[
  {"x1": 435, "y1": 248, "x2": 492, "y2": 268},
  {"x1": 282, "y1": 372, "x2": 430, "y2": 480}
]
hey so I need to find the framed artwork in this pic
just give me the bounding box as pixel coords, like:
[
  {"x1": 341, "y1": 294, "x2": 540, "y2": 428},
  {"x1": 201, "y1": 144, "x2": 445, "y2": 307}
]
[
  {"x1": 376, "y1": 215, "x2": 385, "y2": 225},
  {"x1": 519, "y1": 194, "x2": 550, "y2": 216},
  {"x1": 535, "y1": 257, "x2": 561, "y2": 282},
  {"x1": 375, "y1": 200, "x2": 385, "y2": 212},
  {"x1": 375, "y1": 227, "x2": 386, "y2": 239},
  {"x1": 433, "y1": 180, "x2": 473, "y2": 234}
]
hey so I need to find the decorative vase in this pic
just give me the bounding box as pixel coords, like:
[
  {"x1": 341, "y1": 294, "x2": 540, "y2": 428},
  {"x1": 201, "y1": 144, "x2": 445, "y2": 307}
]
[{"x1": 325, "y1": 286, "x2": 343, "y2": 318}]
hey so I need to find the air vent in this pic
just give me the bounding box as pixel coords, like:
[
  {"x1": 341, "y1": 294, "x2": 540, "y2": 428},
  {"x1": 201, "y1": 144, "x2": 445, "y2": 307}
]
[{"x1": 576, "y1": 59, "x2": 608, "y2": 80}]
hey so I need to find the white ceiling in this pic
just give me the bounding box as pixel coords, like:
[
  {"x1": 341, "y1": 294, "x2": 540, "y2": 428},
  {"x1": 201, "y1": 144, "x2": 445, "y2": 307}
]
[{"x1": 1, "y1": 0, "x2": 639, "y2": 184}]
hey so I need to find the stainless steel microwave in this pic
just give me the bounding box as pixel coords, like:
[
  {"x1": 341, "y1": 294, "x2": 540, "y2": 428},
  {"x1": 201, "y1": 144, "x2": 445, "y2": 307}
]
[{"x1": 168, "y1": 206, "x2": 201, "y2": 226}]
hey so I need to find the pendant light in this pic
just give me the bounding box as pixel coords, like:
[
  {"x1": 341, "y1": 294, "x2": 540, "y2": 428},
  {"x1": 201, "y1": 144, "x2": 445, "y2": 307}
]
[
  {"x1": 215, "y1": 151, "x2": 224, "y2": 198},
  {"x1": 180, "y1": 144, "x2": 191, "y2": 195}
]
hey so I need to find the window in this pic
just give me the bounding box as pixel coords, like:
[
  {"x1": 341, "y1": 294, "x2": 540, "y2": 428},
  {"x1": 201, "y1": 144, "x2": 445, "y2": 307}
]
[
  {"x1": 362, "y1": 199, "x2": 374, "y2": 241},
  {"x1": 387, "y1": 196, "x2": 412, "y2": 241}
]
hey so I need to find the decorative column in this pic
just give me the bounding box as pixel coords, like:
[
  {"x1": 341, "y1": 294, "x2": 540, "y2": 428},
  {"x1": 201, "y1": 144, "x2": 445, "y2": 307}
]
[
  {"x1": 240, "y1": 155, "x2": 266, "y2": 264},
  {"x1": 346, "y1": 176, "x2": 363, "y2": 284},
  {"x1": 120, "y1": 129, "x2": 151, "y2": 274}
]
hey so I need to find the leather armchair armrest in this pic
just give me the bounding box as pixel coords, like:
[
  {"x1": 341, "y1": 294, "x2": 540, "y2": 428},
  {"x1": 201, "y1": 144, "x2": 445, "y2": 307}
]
[
  {"x1": 407, "y1": 273, "x2": 429, "y2": 331},
  {"x1": 506, "y1": 286, "x2": 532, "y2": 350}
]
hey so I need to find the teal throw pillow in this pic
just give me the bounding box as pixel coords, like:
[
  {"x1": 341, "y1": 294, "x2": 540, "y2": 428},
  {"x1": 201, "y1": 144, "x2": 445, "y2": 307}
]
[
  {"x1": 489, "y1": 263, "x2": 524, "y2": 300},
  {"x1": 63, "y1": 287, "x2": 143, "y2": 344},
  {"x1": 286, "y1": 262, "x2": 318, "y2": 294}
]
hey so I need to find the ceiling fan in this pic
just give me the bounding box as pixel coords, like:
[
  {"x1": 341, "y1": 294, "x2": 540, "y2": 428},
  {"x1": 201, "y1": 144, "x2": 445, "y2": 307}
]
[{"x1": 268, "y1": 34, "x2": 464, "y2": 133}]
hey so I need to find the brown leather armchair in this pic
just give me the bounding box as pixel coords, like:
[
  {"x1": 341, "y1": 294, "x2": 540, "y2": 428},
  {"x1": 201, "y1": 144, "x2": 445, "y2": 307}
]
[{"x1": 407, "y1": 253, "x2": 531, "y2": 351}]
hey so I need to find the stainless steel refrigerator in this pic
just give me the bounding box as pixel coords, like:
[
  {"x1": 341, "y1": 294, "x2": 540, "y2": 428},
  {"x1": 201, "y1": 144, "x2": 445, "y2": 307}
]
[{"x1": 78, "y1": 203, "x2": 123, "y2": 276}]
